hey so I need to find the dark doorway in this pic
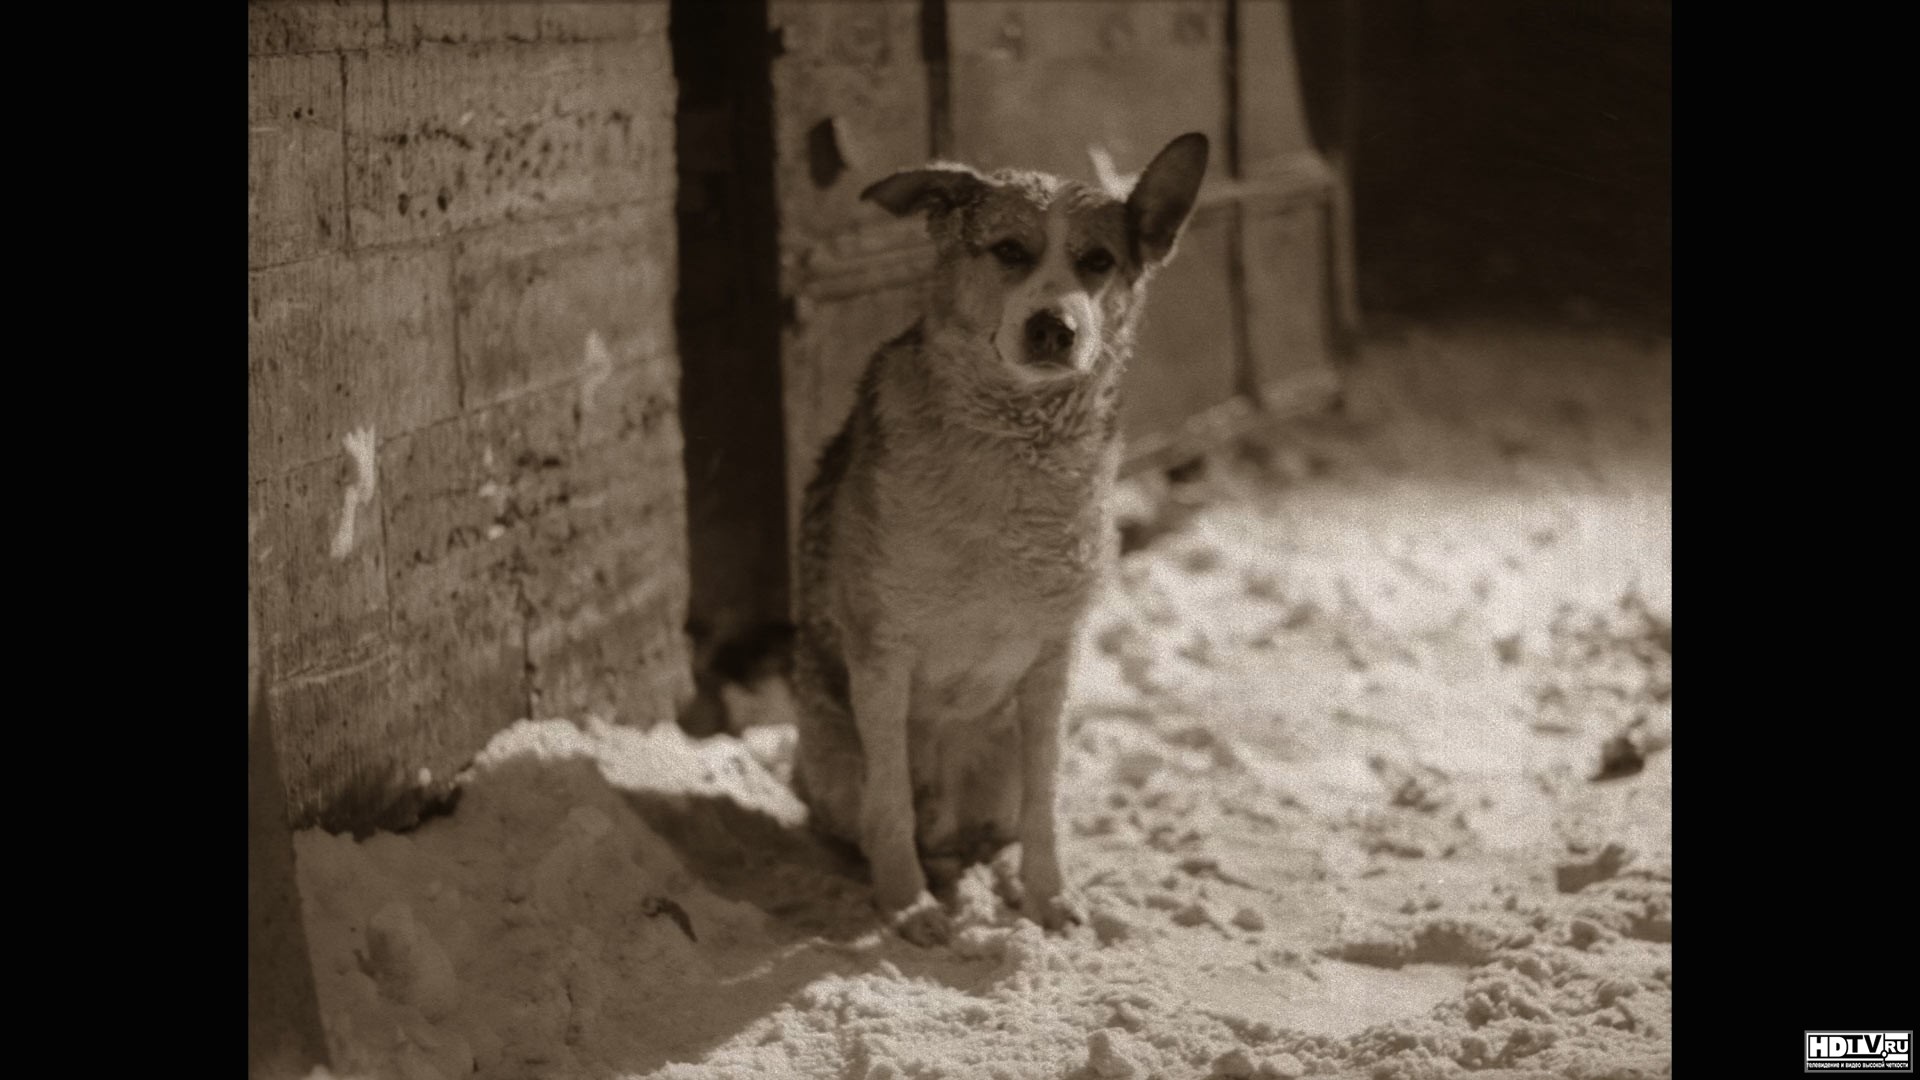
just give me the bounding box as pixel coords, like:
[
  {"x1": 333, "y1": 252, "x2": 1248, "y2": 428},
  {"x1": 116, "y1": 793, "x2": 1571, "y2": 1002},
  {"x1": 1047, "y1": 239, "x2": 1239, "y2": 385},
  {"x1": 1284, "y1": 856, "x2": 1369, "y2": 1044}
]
[
  {"x1": 1335, "y1": 0, "x2": 1671, "y2": 329},
  {"x1": 670, "y1": 0, "x2": 793, "y2": 733}
]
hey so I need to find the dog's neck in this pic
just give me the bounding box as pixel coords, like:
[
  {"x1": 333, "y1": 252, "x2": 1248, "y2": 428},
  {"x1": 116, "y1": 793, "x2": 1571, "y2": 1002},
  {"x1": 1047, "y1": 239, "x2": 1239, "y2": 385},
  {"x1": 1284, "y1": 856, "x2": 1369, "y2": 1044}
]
[{"x1": 908, "y1": 321, "x2": 1127, "y2": 468}]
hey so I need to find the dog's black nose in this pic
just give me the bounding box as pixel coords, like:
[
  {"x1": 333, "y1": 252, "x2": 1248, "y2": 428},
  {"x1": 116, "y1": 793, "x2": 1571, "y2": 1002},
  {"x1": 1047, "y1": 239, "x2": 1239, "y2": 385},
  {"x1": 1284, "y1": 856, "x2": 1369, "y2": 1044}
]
[{"x1": 1024, "y1": 310, "x2": 1075, "y2": 362}]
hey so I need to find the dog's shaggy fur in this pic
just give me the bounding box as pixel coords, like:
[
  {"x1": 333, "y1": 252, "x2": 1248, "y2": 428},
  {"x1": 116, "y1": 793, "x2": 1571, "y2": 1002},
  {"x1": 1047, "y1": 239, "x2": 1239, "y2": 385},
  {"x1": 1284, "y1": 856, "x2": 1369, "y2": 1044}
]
[{"x1": 790, "y1": 134, "x2": 1210, "y2": 944}]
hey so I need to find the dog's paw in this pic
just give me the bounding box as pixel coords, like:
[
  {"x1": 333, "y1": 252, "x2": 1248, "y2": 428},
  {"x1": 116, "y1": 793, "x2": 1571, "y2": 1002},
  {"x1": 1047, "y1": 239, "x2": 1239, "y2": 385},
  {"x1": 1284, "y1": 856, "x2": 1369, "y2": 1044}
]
[
  {"x1": 1026, "y1": 889, "x2": 1086, "y2": 933},
  {"x1": 884, "y1": 891, "x2": 953, "y2": 947},
  {"x1": 922, "y1": 854, "x2": 967, "y2": 896},
  {"x1": 1019, "y1": 867, "x2": 1084, "y2": 932},
  {"x1": 989, "y1": 848, "x2": 1026, "y2": 909}
]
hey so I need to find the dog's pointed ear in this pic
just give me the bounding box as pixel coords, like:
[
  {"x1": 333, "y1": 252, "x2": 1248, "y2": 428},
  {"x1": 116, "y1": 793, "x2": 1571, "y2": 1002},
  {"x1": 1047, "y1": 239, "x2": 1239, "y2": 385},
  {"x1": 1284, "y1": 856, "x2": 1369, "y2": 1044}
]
[
  {"x1": 1126, "y1": 133, "x2": 1210, "y2": 266},
  {"x1": 860, "y1": 166, "x2": 987, "y2": 219}
]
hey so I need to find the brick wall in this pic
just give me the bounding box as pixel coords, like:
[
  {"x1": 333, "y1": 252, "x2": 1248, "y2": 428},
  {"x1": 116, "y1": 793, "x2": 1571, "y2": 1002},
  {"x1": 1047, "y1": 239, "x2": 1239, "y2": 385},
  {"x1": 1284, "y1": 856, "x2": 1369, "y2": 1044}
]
[{"x1": 247, "y1": 2, "x2": 689, "y2": 832}]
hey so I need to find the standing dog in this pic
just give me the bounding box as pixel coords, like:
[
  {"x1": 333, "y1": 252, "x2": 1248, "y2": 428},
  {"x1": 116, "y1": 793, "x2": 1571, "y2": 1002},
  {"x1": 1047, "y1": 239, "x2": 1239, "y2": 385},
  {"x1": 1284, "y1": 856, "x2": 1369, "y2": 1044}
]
[{"x1": 791, "y1": 134, "x2": 1210, "y2": 944}]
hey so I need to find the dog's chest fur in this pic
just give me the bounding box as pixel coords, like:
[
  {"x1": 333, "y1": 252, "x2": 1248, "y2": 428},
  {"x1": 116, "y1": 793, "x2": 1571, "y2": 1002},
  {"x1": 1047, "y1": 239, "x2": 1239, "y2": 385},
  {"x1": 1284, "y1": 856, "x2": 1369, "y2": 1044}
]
[{"x1": 799, "y1": 324, "x2": 1122, "y2": 725}]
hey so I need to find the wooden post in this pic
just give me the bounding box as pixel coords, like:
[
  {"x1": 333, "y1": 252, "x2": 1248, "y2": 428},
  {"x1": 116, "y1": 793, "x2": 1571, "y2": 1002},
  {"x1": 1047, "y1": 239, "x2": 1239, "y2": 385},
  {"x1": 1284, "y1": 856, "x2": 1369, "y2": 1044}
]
[
  {"x1": 1287, "y1": 0, "x2": 1364, "y2": 356},
  {"x1": 1329, "y1": 0, "x2": 1363, "y2": 354}
]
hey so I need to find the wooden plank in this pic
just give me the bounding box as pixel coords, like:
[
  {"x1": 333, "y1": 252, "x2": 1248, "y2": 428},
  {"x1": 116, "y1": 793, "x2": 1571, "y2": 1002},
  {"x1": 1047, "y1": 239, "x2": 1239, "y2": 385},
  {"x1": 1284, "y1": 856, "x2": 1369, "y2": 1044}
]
[
  {"x1": 1241, "y1": 194, "x2": 1334, "y2": 397},
  {"x1": 769, "y1": 2, "x2": 930, "y2": 249},
  {"x1": 948, "y1": 1, "x2": 1228, "y2": 180},
  {"x1": 1236, "y1": 0, "x2": 1318, "y2": 171},
  {"x1": 1120, "y1": 362, "x2": 1337, "y2": 476},
  {"x1": 1123, "y1": 206, "x2": 1242, "y2": 447},
  {"x1": 771, "y1": 0, "x2": 933, "y2": 597},
  {"x1": 780, "y1": 277, "x2": 926, "y2": 562}
]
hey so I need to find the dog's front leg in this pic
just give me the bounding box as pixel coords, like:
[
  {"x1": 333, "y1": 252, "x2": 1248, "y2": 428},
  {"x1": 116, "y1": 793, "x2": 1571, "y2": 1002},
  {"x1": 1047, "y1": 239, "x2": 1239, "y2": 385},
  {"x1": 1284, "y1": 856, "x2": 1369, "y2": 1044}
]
[
  {"x1": 851, "y1": 650, "x2": 949, "y2": 945},
  {"x1": 1016, "y1": 645, "x2": 1080, "y2": 930}
]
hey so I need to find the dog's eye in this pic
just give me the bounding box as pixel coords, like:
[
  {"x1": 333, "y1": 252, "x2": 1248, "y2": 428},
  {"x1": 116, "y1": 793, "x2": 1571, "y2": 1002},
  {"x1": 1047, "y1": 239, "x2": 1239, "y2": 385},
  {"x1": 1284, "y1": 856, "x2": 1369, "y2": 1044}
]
[
  {"x1": 1077, "y1": 248, "x2": 1115, "y2": 275},
  {"x1": 990, "y1": 240, "x2": 1033, "y2": 267}
]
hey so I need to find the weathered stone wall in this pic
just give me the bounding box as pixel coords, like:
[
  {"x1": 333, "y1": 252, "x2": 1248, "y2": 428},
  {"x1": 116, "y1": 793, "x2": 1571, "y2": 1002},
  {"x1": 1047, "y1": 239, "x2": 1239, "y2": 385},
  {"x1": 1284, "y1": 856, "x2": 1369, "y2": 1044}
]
[{"x1": 247, "y1": 2, "x2": 689, "y2": 831}]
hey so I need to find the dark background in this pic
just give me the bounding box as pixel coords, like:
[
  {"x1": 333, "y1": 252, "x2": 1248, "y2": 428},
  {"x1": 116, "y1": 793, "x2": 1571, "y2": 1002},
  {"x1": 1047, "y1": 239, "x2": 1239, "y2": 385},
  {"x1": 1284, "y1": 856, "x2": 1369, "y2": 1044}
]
[{"x1": 1294, "y1": 0, "x2": 1670, "y2": 331}]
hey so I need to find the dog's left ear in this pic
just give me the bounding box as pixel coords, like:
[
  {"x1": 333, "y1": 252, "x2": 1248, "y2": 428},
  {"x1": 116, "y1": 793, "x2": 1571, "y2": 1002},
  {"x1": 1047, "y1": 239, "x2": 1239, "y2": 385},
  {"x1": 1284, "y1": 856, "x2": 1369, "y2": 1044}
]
[
  {"x1": 1126, "y1": 133, "x2": 1210, "y2": 267},
  {"x1": 860, "y1": 166, "x2": 987, "y2": 220}
]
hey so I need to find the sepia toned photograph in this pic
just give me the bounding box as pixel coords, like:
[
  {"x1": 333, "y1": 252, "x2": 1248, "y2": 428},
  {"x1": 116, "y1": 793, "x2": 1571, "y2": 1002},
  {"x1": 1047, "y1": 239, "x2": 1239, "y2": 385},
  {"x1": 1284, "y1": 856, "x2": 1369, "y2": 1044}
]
[{"x1": 248, "y1": 2, "x2": 1671, "y2": 1077}]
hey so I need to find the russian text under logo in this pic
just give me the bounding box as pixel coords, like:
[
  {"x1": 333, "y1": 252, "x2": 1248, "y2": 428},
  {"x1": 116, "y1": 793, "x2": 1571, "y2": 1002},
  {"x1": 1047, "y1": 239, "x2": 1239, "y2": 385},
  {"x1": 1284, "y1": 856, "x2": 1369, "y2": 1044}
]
[{"x1": 1806, "y1": 1032, "x2": 1913, "y2": 1072}]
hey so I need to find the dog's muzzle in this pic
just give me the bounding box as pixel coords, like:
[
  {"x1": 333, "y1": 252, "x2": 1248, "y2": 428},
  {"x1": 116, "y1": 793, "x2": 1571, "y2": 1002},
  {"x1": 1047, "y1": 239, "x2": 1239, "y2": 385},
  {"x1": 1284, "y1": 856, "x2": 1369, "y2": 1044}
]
[{"x1": 1023, "y1": 310, "x2": 1077, "y2": 368}]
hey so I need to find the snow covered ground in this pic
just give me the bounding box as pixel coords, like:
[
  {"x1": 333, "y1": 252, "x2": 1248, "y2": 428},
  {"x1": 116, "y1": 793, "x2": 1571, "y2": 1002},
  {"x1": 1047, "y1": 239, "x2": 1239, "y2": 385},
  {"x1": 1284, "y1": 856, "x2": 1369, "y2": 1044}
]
[{"x1": 294, "y1": 322, "x2": 1672, "y2": 1080}]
